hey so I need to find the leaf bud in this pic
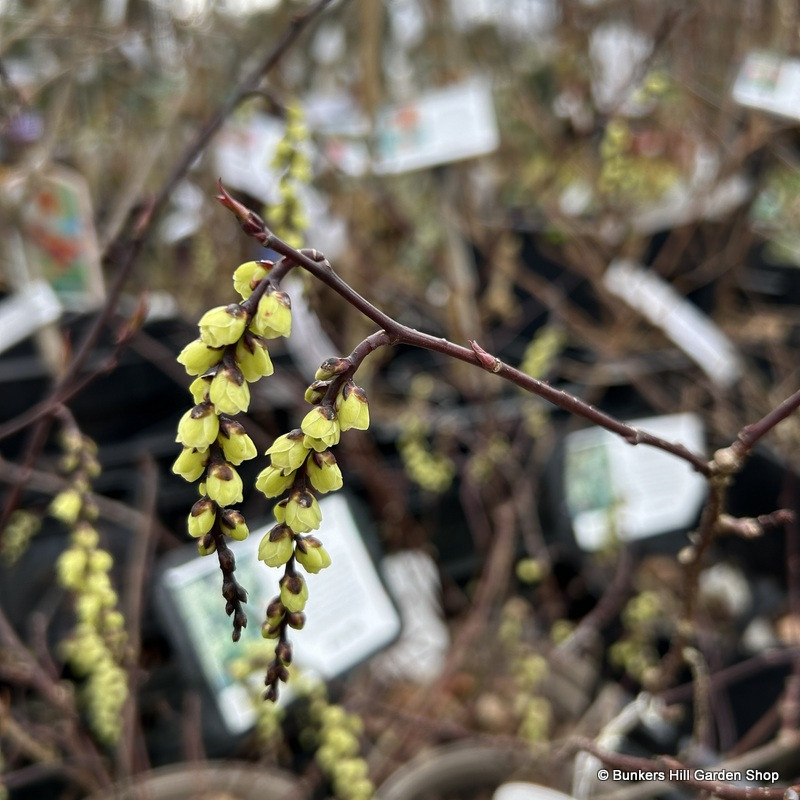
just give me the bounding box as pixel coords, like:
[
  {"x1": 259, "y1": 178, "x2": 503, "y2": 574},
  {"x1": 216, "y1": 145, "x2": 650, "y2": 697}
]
[
  {"x1": 205, "y1": 462, "x2": 244, "y2": 507},
  {"x1": 257, "y1": 524, "x2": 294, "y2": 567},
  {"x1": 177, "y1": 339, "x2": 224, "y2": 376}
]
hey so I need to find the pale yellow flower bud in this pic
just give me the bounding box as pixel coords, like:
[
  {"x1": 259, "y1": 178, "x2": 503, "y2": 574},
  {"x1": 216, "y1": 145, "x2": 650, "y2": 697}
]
[
  {"x1": 205, "y1": 462, "x2": 244, "y2": 507},
  {"x1": 177, "y1": 339, "x2": 224, "y2": 376},
  {"x1": 266, "y1": 430, "x2": 310, "y2": 471},
  {"x1": 198, "y1": 304, "x2": 249, "y2": 348},
  {"x1": 172, "y1": 447, "x2": 209, "y2": 482},
  {"x1": 209, "y1": 366, "x2": 250, "y2": 415},
  {"x1": 258, "y1": 524, "x2": 294, "y2": 567},
  {"x1": 284, "y1": 490, "x2": 322, "y2": 533},
  {"x1": 176, "y1": 404, "x2": 219, "y2": 450},
  {"x1": 232, "y1": 260, "x2": 272, "y2": 299},
  {"x1": 235, "y1": 333, "x2": 273, "y2": 382},
  {"x1": 254, "y1": 291, "x2": 292, "y2": 339},
  {"x1": 337, "y1": 382, "x2": 369, "y2": 431},
  {"x1": 306, "y1": 450, "x2": 343, "y2": 494},
  {"x1": 295, "y1": 535, "x2": 331, "y2": 574}
]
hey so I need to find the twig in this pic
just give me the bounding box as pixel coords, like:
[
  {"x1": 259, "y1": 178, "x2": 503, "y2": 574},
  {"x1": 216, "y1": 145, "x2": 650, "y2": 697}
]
[{"x1": 216, "y1": 187, "x2": 714, "y2": 475}]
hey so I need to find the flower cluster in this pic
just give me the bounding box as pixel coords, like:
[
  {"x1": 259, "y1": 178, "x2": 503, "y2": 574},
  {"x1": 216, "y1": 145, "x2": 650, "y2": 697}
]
[
  {"x1": 266, "y1": 102, "x2": 312, "y2": 250},
  {"x1": 173, "y1": 258, "x2": 291, "y2": 640},
  {"x1": 50, "y1": 428, "x2": 128, "y2": 744},
  {"x1": 256, "y1": 356, "x2": 369, "y2": 700},
  {"x1": 305, "y1": 684, "x2": 375, "y2": 800}
]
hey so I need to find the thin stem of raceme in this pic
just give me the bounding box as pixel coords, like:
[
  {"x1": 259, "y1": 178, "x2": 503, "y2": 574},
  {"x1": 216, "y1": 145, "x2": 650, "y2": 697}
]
[{"x1": 216, "y1": 192, "x2": 713, "y2": 476}]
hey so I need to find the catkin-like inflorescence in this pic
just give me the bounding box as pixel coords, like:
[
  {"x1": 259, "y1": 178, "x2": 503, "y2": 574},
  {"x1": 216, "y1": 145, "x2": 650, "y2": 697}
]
[{"x1": 173, "y1": 259, "x2": 284, "y2": 641}]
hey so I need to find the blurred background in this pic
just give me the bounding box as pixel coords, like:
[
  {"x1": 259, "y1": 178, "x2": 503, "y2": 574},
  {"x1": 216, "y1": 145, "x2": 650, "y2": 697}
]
[{"x1": 3, "y1": 1, "x2": 800, "y2": 798}]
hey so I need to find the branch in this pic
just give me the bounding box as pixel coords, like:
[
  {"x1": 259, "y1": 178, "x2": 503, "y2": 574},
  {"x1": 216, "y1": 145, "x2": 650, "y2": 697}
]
[{"x1": 216, "y1": 186, "x2": 713, "y2": 475}]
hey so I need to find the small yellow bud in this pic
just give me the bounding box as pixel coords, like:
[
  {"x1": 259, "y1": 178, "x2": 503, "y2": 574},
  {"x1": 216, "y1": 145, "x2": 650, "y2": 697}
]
[
  {"x1": 235, "y1": 333, "x2": 274, "y2": 382},
  {"x1": 172, "y1": 448, "x2": 209, "y2": 482},
  {"x1": 284, "y1": 490, "x2": 322, "y2": 533},
  {"x1": 189, "y1": 377, "x2": 211, "y2": 405},
  {"x1": 266, "y1": 597, "x2": 286, "y2": 627},
  {"x1": 50, "y1": 489, "x2": 83, "y2": 525},
  {"x1": 254, "y1": 291, "x2": 292, "y2": 339},
  {"x1": 177, "y1": 339, "x2": 224, "y2": 376},
  {"x1": 218, "y1": 418, "x2": 257, "y2": 465},
  {"x1": 280, "y1": 573, "x2": 309, "y2": 613},
  {"x1": 306, "y1": 450, "x2": 343, "y2": 494},
  {"x1": 57, "y1": 548, "x2": 87, "y2": 588},
  {"x1": 258, "y1": 524, "x2": 295, "y2": 567},
  {"x1": 205, "y1": 462, "x2": 244, "y2": 507},
  {"x1": 301, "y1": 406, "x2": 340, "y2": 449},
  {"x1": 188, "y1": 498, "x2": 216, "y2": 538},
  {"x1": 255, "y1": 464, "x2": 295, "y2": 498},
  {"x1": 304, "y1": 380, "x2": 330, "y2": 405},
  {"x1": 209, "y1": 366, "x2": 250, "y2": 415},
  {"x1": 337, "y1": 382, "x2": 369, "y2": 431},
  {"x1": 295, "y1": 535, "x2": 331, "y2": 574},
  {"x1": 87, "y1": 550, "x2": 113, "y2": 574},
  {"x1": 219, "y1": 508, "x2": 249, "y2": 540},
  {"x1": 232, "y1": 260, "x2": 271, "y2": 299},
  {"x1": 314, "y1": 357, "x2": 350, "y2": 381},
  {"x1": 266, "y1": 430, "x2": 310, "y2": 471},
  {"x1": 197, "y1": 534, "x2": 217, "y2": 556},
  {"x1": 176, "y1": 404, "x2": 219, "y2": 450},
  {"x1": 198, "y1": 304, "x2": 249, "y2": 348}
]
